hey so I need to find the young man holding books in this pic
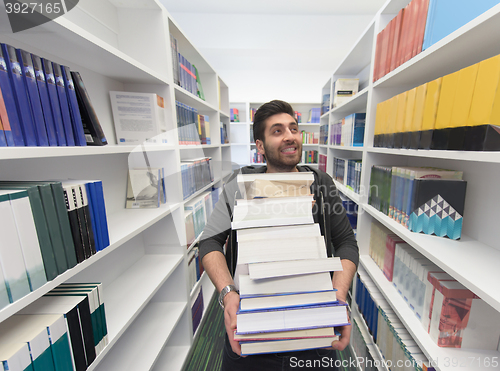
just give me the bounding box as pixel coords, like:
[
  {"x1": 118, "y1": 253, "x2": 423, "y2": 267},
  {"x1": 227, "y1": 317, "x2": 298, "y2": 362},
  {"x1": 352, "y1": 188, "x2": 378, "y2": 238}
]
[{"x1": 199, "y1": 100, "x2": 359, "y2": 370}]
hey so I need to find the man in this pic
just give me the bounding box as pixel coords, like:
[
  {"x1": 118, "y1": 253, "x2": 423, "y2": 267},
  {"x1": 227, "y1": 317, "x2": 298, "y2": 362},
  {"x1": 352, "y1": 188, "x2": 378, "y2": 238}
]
[{"x1": 199, "y1": 100, "x2": 359, "y2": 370}]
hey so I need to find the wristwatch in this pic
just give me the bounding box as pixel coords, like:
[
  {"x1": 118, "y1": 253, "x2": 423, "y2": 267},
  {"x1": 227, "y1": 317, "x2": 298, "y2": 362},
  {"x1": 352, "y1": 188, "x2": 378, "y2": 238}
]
[{"x1": 218, "y1": 284, "x2": 239, "y2": 309}]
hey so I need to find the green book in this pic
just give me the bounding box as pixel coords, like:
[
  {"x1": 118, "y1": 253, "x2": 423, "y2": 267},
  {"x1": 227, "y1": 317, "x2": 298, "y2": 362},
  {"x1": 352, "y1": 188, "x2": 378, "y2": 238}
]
[
  {"x1": 194, "y1": 65, "x2": 205, "y2": 101},
  {"x1": 0, "y1": 342, "x2": 33, "y2": 371}
]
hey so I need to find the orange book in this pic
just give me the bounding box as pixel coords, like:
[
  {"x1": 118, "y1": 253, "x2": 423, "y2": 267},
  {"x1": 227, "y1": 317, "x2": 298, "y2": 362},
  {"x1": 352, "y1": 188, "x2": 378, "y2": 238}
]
[
  {"x1": 379, "y1": 27, "x2": 390, "y2": 81},
  {"x1": 390, "y1": 9, "x2": 405, "y2": 72},
  {"x1": 373, "y1": 31, "x2": 383, "y2": 82},
  {"x1": 413, "y1": 0, "x2": 430, "y2": 57},
  {"x1": 398, "y1": 2, "x2": 412, "y2": 67},
  {"x1": 403, "y1": 0, "x2": 419, "y2": 65},
  {"x1": 385, "y1": 18, "x2": 396, "y2": 76}
]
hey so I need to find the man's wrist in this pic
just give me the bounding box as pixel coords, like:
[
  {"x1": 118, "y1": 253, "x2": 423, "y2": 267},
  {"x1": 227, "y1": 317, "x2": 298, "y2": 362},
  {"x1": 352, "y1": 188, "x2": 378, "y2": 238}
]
[{"x1": 218, "y1": 284, "x2": 239, "y2": 309}]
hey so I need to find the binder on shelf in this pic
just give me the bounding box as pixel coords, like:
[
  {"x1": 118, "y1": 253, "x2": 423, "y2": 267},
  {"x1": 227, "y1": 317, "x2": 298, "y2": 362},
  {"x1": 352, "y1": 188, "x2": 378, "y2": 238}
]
[
  {"x1": 16, "y1": 48, "x2": 49, "y2": 147},
  {"x1": 41, "y1": 57, "x2": 66, "y2": 146},
  {"x1": 61, "y1": 65, "x2": 86, "y2": 146},
  {"x1": 1, "y1": 43, "x2": 37, "y2": 146},
  {"x1": 31, "y1": 54, "x2": 58, "y2": 146},
  {"x1": 71, "y1": 71, "x2": 107, "y2": 146}
]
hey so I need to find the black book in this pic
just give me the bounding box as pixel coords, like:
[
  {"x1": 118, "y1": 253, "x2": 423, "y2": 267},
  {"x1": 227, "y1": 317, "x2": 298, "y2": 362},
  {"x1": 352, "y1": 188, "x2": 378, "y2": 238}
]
[
  {"x1": 70, "y1": 71, "x2": 107, "y2": 146},
  {"x1": 62, "y1": 184, "x2": 85, "y2": 263}
]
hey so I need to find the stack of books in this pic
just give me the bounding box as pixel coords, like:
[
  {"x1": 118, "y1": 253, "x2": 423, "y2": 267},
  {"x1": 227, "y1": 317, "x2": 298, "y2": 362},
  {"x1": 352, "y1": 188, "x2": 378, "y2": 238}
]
[
  {"x1": 170, "y1": 34, "x2": 204, "y2": 100},
  {"x1": 176, "y1": 101, "x2": 211, "y2": 145},
  {"x1": 230, "y1": 173, "x2": 348, "y2": 355},
  {"x1": 230, "y1": 108, "x2": 240, "y2": 122},
  {"x1": 0, "y1": 43, "x2": 107, "y2": 147},
  {"x1": 0, "y1": 181, "x2": 110, "y2": 310}
]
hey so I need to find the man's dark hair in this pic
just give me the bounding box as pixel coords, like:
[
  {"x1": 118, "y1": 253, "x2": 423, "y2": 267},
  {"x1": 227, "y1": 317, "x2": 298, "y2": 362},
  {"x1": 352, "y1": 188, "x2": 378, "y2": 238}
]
[{"x1": 253, "y1": 100, "x2": 296, "y2": 143}]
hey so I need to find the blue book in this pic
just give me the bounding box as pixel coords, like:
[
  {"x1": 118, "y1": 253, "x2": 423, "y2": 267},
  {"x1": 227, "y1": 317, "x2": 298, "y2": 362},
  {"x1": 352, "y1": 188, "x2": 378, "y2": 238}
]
[
  {"x1": 0, "y1": 115, "x2": 6, "y2": 146},
  {"x1": 423, "y1": 0, "x2": 500, "y2": 51},
  {"x1": 52, "y1": 62, "x2": 75, "y2": 146},
  {"x1": 31, "y1": 54, "x2": 58, "y2": 146},
  {"x1": 93, "y1": 181, "x2": 109, "y2": 249},
  {"x1": 352, "y1": 112, "x2": 366, "y2": 147},
  {"x1": 41, "y1": 58, "x2": 66, "y2": 146},
  {"x1": 84, "y1": 182, "x2": 102, "y2": 253},
  {"x1": 1, "y1": 43, "x2": 37, "y2": 146},
  {"x1": 61, "y1": 65, "x2": 86, "y2": 146},
  {"x1": 17, "y1": 49, "x2": 49, "y2": 147}
]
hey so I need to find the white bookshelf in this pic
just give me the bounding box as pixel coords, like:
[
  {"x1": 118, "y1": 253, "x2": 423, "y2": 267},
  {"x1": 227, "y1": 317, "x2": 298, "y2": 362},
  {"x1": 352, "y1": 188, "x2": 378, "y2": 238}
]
[
  {"x1": 0, "y1": 0, "x2": 229, "y2": 369},
  {"x1": 229, "y1": 101, "x2": 322, "y2": 168},
  {"x1": 320, "y1": 0, "x2": 500, "y2": 369}
]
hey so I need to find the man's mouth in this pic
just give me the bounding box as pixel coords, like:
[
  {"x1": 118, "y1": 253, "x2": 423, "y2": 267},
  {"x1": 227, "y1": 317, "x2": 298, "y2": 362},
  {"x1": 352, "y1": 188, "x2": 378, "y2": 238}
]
[{"x1": 281, "y1": 146, "x2": 297, "y2": 154}]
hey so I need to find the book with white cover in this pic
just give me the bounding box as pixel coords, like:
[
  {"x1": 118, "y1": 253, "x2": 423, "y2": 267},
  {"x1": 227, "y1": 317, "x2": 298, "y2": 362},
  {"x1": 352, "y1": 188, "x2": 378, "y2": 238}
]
[
  {"x1": 248, "y1": 257, "x2": 342, "y2": 280},
  {"x1": 234, "y1": 326, "x2": 336, "y2": 341},
  {"x1": 232, "y1": 195, "x2": 314, "y2": 230},
  {"x1": 238, "y1": 236, "x2": 326, "y2": 265},
  {"x1": 236, "y1": 301, "x2": 348, "y2": 334},
  {"x1": 240, "y1": 335, "x2": 339, "y2": 356},
  {"x1": 239, "y1": 272, "x2": 333, "y2": 297},
  {"x1": 5, "y1": 189, "x2": 47, "y2": 291},
  {"x1": 240, "y1": 290, "x2": 337, "y2": 311},
  {"x1": 237, "y1": 172, "x2": 314, "y2": 199},
  {"x1": 237, "y1": 223, "x2": 321, "y2": 242},
  {"x1": 0, "y1": 192, "x2": 31, "y2": 302},
  {"x1": 110, "y1": 91, "x2": 168, "y2": 145},
  {"x1": 0, "y1": 342, "x2": 32, "y2": 371}
]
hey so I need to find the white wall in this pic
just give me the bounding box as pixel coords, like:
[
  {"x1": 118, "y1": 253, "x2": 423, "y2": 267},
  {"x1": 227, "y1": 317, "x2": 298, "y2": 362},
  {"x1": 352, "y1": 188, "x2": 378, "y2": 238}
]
[{"x1": 168, "y1": 13, "x2": 374, "y2": 103}]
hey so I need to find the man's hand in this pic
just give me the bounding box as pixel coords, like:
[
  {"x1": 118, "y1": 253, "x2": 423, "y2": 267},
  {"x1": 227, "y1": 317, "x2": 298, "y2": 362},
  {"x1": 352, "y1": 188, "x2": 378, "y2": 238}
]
[
  {"x1": 331, "y1": 323, "x2": 352, "y2": 351},
  {"x1": 223, "y1": 291, "x2": 244, "y2": 356}
]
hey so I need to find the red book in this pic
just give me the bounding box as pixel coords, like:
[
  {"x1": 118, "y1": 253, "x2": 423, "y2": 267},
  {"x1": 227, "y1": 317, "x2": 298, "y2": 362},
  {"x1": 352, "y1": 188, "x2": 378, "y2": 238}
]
[
  {"x1": 413, "y1": 0, "x2": 430, "y2": 56},
  {"x1": 373, "y1": 31, "x2": 383, "y2": 82},
  {"x1": 379, "y1": 27, "x2": 390, "y2": 80},
  {"x1": 403, "y1": 0, "x2": 420, "y2": 64},
  {"x1": 385, "y1": 18, "x2": 396, "y2": 76},
  {"x1": 397, "y1": 2, "x2": 412, "y2": 67},
  {"x1": 383, "y1": 234, "x2": 404, "y2": 282},
  {"x1": 390, "y1": 9, "x2": 405, "y2": 72}
]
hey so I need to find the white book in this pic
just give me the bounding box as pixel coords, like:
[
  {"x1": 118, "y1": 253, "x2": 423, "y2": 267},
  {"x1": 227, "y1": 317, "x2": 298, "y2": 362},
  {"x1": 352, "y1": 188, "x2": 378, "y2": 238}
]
[
  {"x1": 110, "y1": 91, "x2": 168, "y2": 145},
  {"x1": 239, "y1": 272, "x2": 333, "y2": 297},
  {"x1": 0, "y1": 260, "x2": 10, "y2": 311},
  {"x1": 232, "y1": 195, "x2": 314, "y2": 230},
  {"x1": 237, "y1": 224, "x2": 320, "y2": 242},
  {"x1": 234, "y1": 326, "x2": 336, "y2": 341},
  {"x1": 0, "y1": 192, "x2": 31, "y2": 302},
  {"x1": 236, "y1": 172, "x2": 314, "y2": 200},
  {"x1": 0, "y1": 342, "x2": 32, "y2": 371},
  {"x1": 240, "y1": 290, "x2": 337, "y2": 311},
  {"x1": 238, "y1": 236, "x2": 326, "y2": 265},
  {"x1": 248, "y1": 257, "x2": 342, "y2": 280},
  {"x1": 5, "y1": 190, "x2": 47, "y2": 291},
  {"x1": 240, "y1": 335, "x2": 339, "y2": 356},
  {"x1": 332, "y1": 78, "x2": 359, "y2": 108}
]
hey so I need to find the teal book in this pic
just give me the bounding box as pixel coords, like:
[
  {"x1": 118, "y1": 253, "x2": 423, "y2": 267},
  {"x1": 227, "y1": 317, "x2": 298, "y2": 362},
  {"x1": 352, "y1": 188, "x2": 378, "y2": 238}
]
[
  {"x1": 0, "y1": 192, "x2": 31, "y2": 302},
  {"x1": 0, "y1": 342, "x2": 33, "y2": 371},
  {"x1": 46, "y1": 315, "x2": 75, "y2": 371},
  {"x1": 7, "y1": 190, "x2": 47, "y2": 291}
]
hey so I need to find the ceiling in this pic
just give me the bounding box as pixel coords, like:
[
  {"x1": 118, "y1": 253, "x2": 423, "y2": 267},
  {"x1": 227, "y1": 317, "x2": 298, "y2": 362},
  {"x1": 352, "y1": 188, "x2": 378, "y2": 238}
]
[{"x1": 159, "y1": 0, "x2": 388, "y2": 103}]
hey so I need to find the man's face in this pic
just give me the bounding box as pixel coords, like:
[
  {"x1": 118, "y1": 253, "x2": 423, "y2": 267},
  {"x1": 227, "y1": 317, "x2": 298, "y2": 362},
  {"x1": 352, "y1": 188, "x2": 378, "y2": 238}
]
[{"x1": 256, "y1": 113, "x2": 302, "y2": 172}]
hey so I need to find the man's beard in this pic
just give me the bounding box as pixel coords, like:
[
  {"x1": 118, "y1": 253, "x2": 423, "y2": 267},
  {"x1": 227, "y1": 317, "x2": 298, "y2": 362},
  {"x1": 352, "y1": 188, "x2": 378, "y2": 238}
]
[{"x1": 263, "y1": 141, "x2": 302, "y2": 172}]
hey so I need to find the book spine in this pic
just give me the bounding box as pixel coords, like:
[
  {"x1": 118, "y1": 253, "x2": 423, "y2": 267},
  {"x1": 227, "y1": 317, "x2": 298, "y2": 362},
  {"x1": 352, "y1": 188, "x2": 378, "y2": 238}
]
[
  {"x1": 0, "y1": 85, "x2": 10, "y2": 146},
  {"x1": 63, "y1": 184, "x2": 86, "y2": 264},
  {"x1": 51, "y1": 183, "x2": 78, "y2": 268},
  {"x1": 17, "y1": 48, "x2": 49, "y2": 146},
  {"x1": 1, "y1": 43, "x2": 37, "y2": 146},
  {"x1": 52, "y1": 62, "x2": 75, "y2": 146},
  {"x1": 42, "y1": 58, "x2": 67, "y2": 146},
  {"x1": 61, "y1": 65, "x2": 86, "y2": 146},
  {"x1": 85, "y1": 182, "x2": 102, "y2": 253}
]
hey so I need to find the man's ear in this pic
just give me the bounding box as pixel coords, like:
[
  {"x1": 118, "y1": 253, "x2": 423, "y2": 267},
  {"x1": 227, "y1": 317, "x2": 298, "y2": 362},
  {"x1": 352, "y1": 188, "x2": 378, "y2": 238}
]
[{"x1": 256, "y1": 139, "x2": 265, "y2": 155}]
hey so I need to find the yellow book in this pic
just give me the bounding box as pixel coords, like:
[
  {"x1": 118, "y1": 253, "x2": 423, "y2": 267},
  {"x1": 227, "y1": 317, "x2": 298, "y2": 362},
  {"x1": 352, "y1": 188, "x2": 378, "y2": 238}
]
[
  {"x1": 467, "y1": 54, "x2": 500, "y2": 127},
  {"x1": 404, "y1": 88, "x2": 417, "y2": 133},
  {"x1": 435, "y1": 70, "x2": 460, "y2": 130},
  {"x1": 450, "y1": 63, "x2": 479, "y2": 128},
  {"x1": 387, "y1": 96, "x2": 399, "y2": 136},
  {"x1": 374, "y1": 102, "x2": 384, "y2": 138},
  {"x1": 422, "y1": 77, "x2": 442, "y2": 131},
  {"x1": 412, "y1": 83, "x2": 427, "y2": 133},
  {"x1": 396, "y1": 92, "x2": 408, "y2": 134}
]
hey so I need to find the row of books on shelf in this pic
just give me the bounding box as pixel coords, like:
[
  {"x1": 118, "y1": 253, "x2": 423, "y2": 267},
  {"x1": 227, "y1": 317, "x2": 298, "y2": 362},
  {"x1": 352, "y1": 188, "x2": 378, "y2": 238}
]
[
  {"x1": 230, "y1": 108, "x2": 240, "y2": 122},
  {"x1": 170, "y1": 34, "x2": 205, "y2": 100},
  {"x1": 321, "y1": 94, "x2": 330, "y2": 115},
  {"x1": 221, "y1": 121, "x2": 229, "y2": 144},
  {"x1": 249, "y1": 108, "x2": 257, "y2": 122},
  {"x1": 305, "y1": 108, "x2": 320, "y2": 124},
  {"x1": 185, "y1": 188, "x2": 217, "y2": 247},
  {"x1": 301, "y1": 150, "x2": 318, "y2": 164},
  {"x1": 368, "y1": 220, "x2": 500, "y2": 351},
  {"x1": 0, "y1": 43, "x2": 107, "y2": 147},
  {"x1": 330, "y1": 113, "x2": 366, "y2": 147},
  {"x1": 191, "y1": 286, "x2": 204, "y2": 335},
  {"x1": 175, "y1": 101, "x2": 211, "y2": 145},
  {"x1": 356, "y1": 269, "x2": 435, "y2": 371},
  {"x1": 374, "y1": 52, "x2": 500, "y2": 152},
  {"x1": 301, "y1": 130, "x2": 319, "y2": 144},
  {"x1": 347, "y1": 316, "x2": 380, "y2": 371},
  {"x1": 232, "y1": 173, "x2": 346, "y2": 355},
  {"x1": 181, "y1": 157, "x2": 214, "y2": 200},
  {"x1": 368, "y1": 165, "x2": 466, "y2": 240},
  {"x1": 0, "y1": 180, "x2": 109, "y2": 311},
  {"x1": 332, "y1": 157, "x2": 362, "y2": 194},
  {"x1": 373, "y1": 0, "x2": 499, "y2": 82},
  {"x1": 332, "y1": 78, "x2": 359, "y2": 109},
  {"x1": 250, "y1": 149, "x2": 265, "y2": 164},
  {"x1": 0, "y1": 283, "x2": 108, "y2": 371}
]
